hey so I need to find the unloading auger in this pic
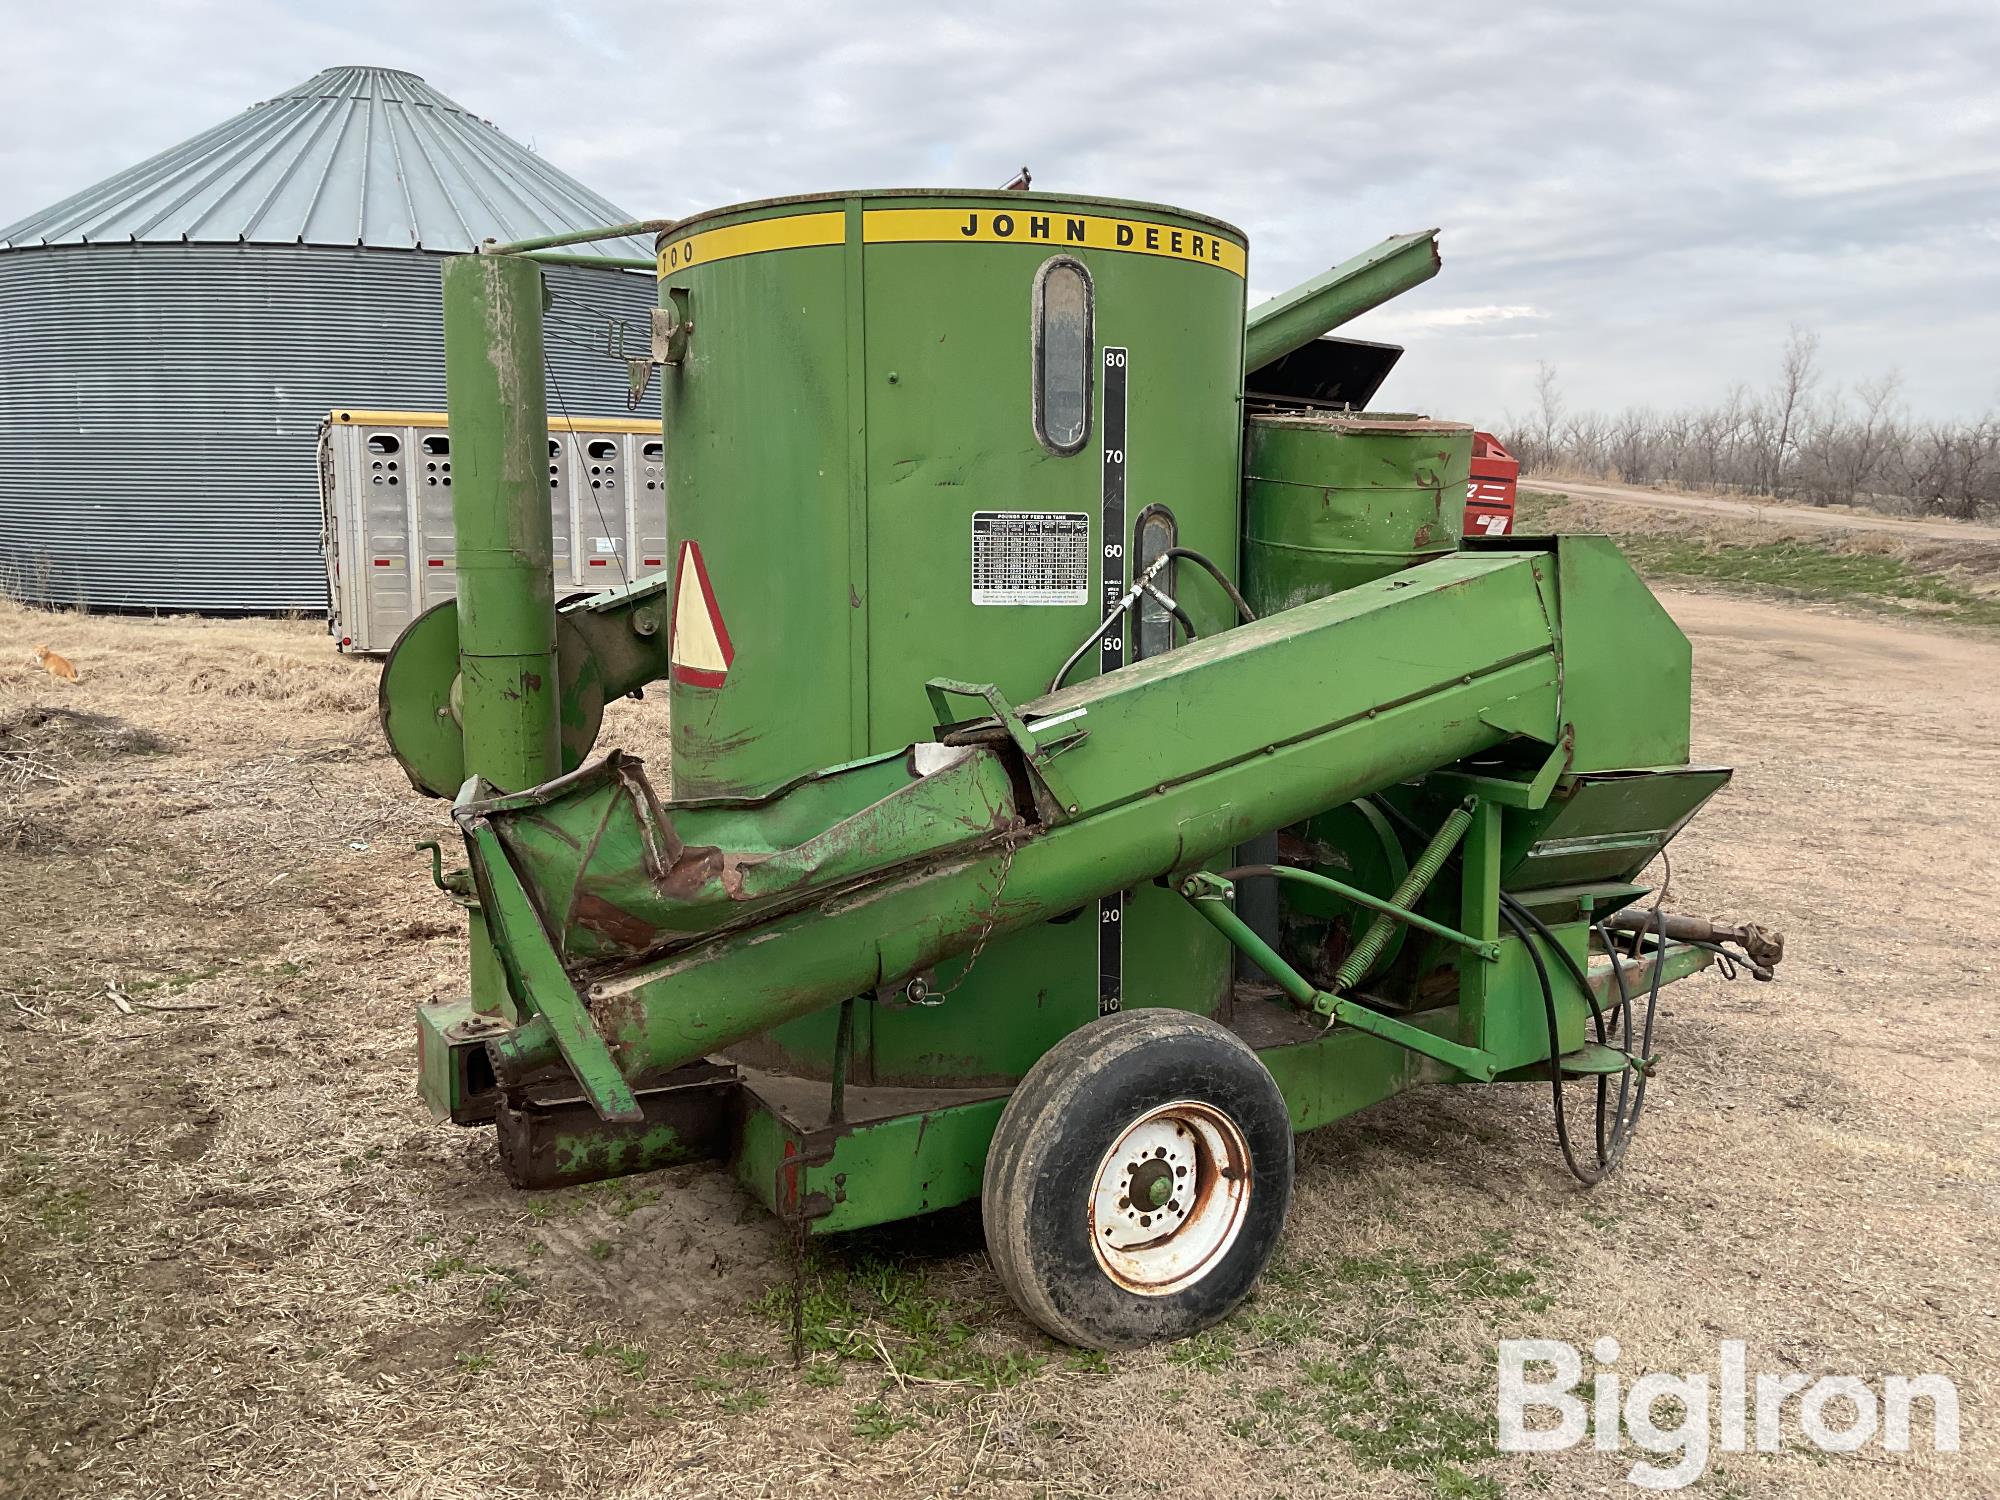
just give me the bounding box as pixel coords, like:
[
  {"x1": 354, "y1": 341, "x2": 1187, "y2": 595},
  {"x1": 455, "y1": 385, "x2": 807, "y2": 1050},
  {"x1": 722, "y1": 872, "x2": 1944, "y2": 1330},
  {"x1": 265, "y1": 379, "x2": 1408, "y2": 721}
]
[{"x1": 380, "y1": 190, "x2": 1781, "y2": 1348}]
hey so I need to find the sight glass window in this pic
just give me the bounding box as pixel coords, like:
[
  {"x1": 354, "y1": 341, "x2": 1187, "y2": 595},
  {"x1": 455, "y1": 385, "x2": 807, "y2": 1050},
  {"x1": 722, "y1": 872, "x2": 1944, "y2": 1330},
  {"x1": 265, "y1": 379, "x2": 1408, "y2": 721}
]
[
  {"x1": 1033, "y1": 257, "x2": 1093, "y2": 455},
  {"x1": 1133, "y1": 505, "x2": 1179, "y2": 661}
]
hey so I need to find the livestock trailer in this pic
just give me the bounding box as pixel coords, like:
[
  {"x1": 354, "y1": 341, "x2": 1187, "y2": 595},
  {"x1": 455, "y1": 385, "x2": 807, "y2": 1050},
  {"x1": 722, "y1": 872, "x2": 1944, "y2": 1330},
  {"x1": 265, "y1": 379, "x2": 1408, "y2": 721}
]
[{"x1": 320, "y1": 409, "x2": 665, "y2": 652}]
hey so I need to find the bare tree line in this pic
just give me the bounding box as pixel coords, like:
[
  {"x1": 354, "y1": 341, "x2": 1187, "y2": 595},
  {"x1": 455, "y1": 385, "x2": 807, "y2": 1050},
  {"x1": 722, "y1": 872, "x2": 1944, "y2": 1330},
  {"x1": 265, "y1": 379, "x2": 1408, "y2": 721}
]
[{"x1": 1502, "y1": 328, "x2": 2000, "y2": 520}]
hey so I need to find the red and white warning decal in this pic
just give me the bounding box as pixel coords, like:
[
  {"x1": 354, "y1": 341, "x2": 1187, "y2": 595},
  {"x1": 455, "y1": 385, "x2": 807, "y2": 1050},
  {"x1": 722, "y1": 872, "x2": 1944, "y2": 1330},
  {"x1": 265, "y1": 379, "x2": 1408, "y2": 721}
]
[{"x1": 670, "y1": 540, "x2": 734, "y2": 688}]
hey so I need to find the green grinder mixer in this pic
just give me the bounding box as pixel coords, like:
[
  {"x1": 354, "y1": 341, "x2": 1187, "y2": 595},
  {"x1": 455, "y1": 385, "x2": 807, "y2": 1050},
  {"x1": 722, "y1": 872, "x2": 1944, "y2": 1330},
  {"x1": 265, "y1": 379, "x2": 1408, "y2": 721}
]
[{"x1": 378, "y1": 190, "x2": 1782, "y2": 1349}]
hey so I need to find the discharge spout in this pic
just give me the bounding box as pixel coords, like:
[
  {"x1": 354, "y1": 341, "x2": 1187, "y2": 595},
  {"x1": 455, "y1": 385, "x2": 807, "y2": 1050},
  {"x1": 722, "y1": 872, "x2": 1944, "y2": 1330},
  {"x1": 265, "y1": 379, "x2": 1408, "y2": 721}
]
[{"x1": 1243, "y1": 229, "x2": 1441, "y2": 377}]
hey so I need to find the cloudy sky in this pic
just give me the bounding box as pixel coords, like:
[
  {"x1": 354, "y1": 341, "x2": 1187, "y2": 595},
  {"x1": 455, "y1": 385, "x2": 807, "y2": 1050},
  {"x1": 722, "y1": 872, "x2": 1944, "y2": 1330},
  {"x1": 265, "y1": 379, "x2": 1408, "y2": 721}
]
[{"x1": 3, "y1": 0, "x2": 1995, "y2": 424}]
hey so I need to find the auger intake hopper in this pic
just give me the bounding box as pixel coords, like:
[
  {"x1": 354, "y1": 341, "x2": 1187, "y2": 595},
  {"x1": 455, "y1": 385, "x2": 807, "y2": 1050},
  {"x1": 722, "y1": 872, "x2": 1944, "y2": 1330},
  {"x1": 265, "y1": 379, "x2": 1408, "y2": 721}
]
[{"x1": 457, "y1": 743, "x2": 1019, "y2": 966}]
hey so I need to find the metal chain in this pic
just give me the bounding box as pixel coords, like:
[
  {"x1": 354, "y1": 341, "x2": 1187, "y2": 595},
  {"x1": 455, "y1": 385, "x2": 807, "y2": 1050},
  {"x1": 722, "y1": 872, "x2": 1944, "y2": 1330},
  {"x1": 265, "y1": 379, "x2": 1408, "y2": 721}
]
[{"x1": 905, "y1": 826, "x2": 1026, "y2": 1006}]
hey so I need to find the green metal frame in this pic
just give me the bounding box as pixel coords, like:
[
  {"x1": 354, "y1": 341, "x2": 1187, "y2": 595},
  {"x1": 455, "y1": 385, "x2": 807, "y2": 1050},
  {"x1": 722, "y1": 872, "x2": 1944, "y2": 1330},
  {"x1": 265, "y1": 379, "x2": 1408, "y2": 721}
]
[
  {"x1": 413, "y1": 697, "x2": 1718, "y2": 1214},
  {"x1": 463, "y1": 807, "x2": 643, "y2": 1122},
  {"x1": 1179, "y1": 871, "x2": 1502, "y2": 1081},
  {"x1": 722, "y1": 933, "x2": 1711, "y2": 1232},
  {"x1": 405, "y1": 516, "x2": 1722, "y2": 1210},
  {"x1": 418, "y1": 920, "x2": 1712, "y2": 1212}
]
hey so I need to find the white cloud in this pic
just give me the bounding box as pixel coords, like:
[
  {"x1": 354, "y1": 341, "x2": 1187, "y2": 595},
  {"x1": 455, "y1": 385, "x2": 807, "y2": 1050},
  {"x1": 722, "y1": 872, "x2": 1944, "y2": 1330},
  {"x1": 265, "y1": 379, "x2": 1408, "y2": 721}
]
[{"x1": 1364, "y1": 305, "x2": 1550, "y2": 334}]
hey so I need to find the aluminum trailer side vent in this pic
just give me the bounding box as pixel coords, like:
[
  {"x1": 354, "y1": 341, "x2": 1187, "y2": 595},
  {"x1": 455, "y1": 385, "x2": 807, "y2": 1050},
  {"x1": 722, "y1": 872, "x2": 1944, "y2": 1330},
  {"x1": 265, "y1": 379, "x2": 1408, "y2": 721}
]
[{"x1": 321, "y1": 409, "x2": 665, "y2": 653}]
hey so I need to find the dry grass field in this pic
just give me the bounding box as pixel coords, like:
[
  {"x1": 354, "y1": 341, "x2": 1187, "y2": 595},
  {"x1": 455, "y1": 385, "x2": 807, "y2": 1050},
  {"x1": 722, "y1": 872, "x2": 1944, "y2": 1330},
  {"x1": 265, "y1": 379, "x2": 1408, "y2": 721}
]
[{"x1": 2, "y1": 576, "x2": 1995, "y2": 1499}]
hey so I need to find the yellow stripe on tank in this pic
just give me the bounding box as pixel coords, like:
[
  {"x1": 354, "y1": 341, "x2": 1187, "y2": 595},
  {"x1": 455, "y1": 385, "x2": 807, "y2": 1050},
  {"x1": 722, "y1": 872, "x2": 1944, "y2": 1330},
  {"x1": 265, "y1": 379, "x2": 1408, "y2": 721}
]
[{"x1": 656, "y1": 211, "x2": 845, "y2": 276}]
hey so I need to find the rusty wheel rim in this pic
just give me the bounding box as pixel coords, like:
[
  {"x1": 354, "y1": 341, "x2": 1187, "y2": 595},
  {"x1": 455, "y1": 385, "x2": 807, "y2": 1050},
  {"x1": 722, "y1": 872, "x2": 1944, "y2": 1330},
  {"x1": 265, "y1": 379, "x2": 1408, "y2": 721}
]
[{"x1": 1087, "y1": 1099, "x2": 1252, "y2": 1296}]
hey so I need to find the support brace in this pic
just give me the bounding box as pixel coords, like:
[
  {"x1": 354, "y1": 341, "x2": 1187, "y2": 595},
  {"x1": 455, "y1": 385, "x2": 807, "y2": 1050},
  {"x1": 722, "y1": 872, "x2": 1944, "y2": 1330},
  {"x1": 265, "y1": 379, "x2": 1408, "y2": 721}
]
[
  {"x1": 461, "y1": 813, "x2": 642, "y2": 1122},
  {"x1": 1178, "y1": 869, "x2": 1502, "y2": 1082},
  {"x1": 1332, "y1": 798, "x2": 1476, "y2": 991}
]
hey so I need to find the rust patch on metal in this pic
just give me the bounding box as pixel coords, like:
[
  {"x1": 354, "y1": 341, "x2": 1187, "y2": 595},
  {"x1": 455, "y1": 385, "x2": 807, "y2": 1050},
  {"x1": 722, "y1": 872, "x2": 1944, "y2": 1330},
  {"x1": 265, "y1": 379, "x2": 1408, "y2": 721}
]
[
  {"x1": 658, "y1": 842, "x2": 726, "y2": 899},
  {"x1": 570, "y1": 892, "x2": 668, "y2": 950},
  {"x1": 494, "y1": 1066, "x2": 736, "y2": 1189}
]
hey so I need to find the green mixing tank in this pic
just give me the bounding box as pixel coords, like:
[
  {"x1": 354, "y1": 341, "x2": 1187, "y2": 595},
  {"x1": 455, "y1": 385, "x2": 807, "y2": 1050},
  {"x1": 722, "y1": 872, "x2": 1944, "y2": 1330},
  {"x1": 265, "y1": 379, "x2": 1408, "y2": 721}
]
[
  {"x1": 657, "y1": 191, "x2": 1251, "y2": 1086},
  {"x1": 375, "y1": 188, "x2": 1784, "y2": 1351}
]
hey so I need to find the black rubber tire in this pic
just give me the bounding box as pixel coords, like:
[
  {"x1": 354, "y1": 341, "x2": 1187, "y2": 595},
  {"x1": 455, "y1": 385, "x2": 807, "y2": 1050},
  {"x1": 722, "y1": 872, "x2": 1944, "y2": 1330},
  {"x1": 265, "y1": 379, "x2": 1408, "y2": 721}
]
[{"x1": 981, "y1": 1008, "x2": 1294, "y2": 1349}]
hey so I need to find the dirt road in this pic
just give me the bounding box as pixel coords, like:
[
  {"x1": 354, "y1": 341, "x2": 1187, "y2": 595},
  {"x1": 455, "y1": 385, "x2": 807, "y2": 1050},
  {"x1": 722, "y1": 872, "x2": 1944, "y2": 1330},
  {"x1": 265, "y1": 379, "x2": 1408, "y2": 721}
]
[
  {"x1": 1532, "y1": 475, "x2": 2000, "y2": 544},
  {"x1": 2, "y1": 589, "x2": 1995, "y2": 1499}
]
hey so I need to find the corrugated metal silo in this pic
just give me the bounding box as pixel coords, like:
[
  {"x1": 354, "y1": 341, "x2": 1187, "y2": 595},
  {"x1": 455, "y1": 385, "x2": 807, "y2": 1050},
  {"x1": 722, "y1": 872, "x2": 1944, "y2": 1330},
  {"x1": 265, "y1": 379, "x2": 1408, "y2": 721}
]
[{"x1": 0, "y1": 66, "x2": 656, "y2": 612}]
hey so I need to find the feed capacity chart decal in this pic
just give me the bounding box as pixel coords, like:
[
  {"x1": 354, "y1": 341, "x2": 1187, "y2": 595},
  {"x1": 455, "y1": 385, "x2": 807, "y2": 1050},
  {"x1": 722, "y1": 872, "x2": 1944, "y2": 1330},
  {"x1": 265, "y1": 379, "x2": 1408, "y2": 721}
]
[{"x1": 970, "y1": 511, "x2": 1091, "y2": 606}]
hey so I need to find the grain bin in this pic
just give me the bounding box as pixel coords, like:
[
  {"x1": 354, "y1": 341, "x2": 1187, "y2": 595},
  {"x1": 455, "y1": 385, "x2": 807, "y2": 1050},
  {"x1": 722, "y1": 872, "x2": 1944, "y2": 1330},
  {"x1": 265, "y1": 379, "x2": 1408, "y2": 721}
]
[{"x1": 0, "y1": 66, "x2": 653, "y2": 613}]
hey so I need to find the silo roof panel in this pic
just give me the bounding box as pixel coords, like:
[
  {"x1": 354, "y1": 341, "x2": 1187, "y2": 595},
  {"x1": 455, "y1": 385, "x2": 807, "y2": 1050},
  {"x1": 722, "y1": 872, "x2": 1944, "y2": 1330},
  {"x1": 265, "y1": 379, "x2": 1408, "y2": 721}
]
[{"x1": 0, "y1": 66, "x2": 650, "y2": 260}]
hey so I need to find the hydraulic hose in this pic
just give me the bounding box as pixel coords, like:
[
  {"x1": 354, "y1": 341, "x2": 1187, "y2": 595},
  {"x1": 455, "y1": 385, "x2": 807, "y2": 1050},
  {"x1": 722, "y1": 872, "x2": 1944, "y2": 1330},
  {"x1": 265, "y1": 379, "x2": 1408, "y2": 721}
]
[
  {"x1": 1594, "y1": 906, "x2": 1667, "y2": 1172},
  {"x1": 1166, "y1": 547, "x2": 1257, "y2": 623},
  {"x1": 1368, "y1": 790, "x2": 1664, "y2": 1185},
  {"x1": 1047, "y1": 553, "x2": 1174, "y2": 693},
  {"x1": 1508, "y1": 896, "x2": 1613, "y2": 1167},
  {"x1": 1501, "y1": 902, "x2": 1608, "y2": 1184},
  {"x1": 1152, "y1": 589, "x2": 1199, "y2": 644},
  {"x1": 1502, "y1": 896, "x2": 1669, "y2": 1185},
  {"x1": 1048, "y1": 548, "x2": 1232, "y2": 696}
]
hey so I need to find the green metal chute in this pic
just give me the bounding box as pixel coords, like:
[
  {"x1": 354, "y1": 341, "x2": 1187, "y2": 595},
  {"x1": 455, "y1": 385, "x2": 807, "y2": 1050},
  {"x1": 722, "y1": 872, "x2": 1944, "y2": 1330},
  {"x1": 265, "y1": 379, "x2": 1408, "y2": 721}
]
[{"x1": 1243, "y1": 229, "x2": 1442, "y2": 375}]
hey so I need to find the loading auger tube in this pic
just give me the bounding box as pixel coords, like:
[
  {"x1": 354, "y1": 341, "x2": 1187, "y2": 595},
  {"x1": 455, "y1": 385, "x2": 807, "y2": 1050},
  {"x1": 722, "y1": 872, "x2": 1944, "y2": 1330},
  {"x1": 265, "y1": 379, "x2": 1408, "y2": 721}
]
[{"x1": 467, "y1": 548, "x2": 1563, "y2": 1100}]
